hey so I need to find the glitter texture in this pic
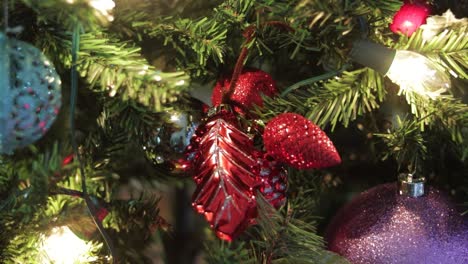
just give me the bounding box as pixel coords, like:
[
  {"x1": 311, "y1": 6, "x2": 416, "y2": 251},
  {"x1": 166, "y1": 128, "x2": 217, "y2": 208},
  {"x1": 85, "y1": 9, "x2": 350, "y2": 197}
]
[
  {"x1": 263, "y1": 113, "x2": 341, "y2": 169},
  {"x1": 0, "y1": 33, "x2": 62, "y2": 154},
  {"x1": 211, "y1": 69, "x2": 277, "y2": 114},
  {"x1": 326, "y1": 183, "x2": 468, "y2": 264},
  {"x1": 254, "y1": 153, "x2": 288, "y2": 209}
]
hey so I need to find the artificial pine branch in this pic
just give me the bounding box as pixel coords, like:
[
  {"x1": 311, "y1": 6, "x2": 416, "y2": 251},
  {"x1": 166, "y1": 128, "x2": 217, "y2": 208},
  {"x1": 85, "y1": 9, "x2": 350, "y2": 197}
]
[
  {"x1": 15, "y1": 1, "x2": 189, "y2": 111},
  {"x1": 203, "y1": 240, "x2": 255, "y2": 264},
  {"x1": 250, "y1": 196, "x2": 349, "y2": 264},
  {"x1": 260, "y1": 68, "x2": 385, "y2": 130},
  {"x1": 20, "y1": 0, "x2": 105, "y2": 30},
  {"x1": 374, "y1": 117, "x2": 428, "y2": 170},
  {"x1": 393, "y1": 27, "x2": 468, "y2": 80},
  {"x1": 36, "y1": 29, "x2": 188, "y2": 110}
]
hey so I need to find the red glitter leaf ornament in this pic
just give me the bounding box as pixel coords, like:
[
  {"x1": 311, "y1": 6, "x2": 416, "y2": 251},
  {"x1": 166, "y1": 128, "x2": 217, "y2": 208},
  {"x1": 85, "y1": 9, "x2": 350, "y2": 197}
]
[
  {"x1": 188, "y1": 106, "x2": 260, "y2": 241},
  {"x1": 211, "y1": 69, "x2": 277, "y2": 115},
  {"x1": 263, "y1": 113, "x2": 341, "y2": 169},
  {"x1": 390, "y1": 2, "x2": 430, "y2": 37}
]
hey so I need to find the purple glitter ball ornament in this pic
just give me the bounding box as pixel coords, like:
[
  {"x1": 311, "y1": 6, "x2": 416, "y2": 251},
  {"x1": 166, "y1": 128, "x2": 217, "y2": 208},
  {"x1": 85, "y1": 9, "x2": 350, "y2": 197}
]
[{"x1": 325, "y1": 183, "x2": 468, "y2": 264}]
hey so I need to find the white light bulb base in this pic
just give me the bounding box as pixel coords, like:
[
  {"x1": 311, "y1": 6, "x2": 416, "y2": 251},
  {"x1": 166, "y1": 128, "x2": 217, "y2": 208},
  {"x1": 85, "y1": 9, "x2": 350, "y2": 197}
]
[{"x1": 349, "y1": 39, "x2": 396, "y2": 75}]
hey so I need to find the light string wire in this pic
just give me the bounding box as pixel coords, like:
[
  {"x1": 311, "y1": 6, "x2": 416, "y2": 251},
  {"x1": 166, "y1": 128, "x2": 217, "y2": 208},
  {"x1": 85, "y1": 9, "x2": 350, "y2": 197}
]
[{"x1": 70, "y1": 23, "x2": 117, "y2": 263}]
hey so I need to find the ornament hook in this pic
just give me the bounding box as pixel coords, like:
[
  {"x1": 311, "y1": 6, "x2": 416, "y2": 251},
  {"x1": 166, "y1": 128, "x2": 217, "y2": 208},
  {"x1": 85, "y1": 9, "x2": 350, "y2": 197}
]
[{"x1": 398, "y1": 173, "x2": 425, "y2": 197}]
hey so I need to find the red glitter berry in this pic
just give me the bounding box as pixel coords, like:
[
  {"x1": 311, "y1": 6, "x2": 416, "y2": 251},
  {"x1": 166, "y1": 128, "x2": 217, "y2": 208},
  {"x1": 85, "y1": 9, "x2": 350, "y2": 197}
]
[
  {"x1": 254, "y1": 154, "x2": 288, "y2": 209},
  {"x1": 263, "y1": 113, "x2": 341, "y2": 169},
  {"x1": 211, "y1": 69, "x2": 277, "y2": 115}
]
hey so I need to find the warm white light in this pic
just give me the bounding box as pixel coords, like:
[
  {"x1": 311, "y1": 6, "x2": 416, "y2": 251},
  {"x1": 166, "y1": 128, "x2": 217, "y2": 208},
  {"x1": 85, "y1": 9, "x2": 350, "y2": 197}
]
[
  {"x1": 386, "y1": 50, "x2": 450, "y2": 98},
  {"x1": 89, "y1": 0, "x2": 115, "y2": 21},
  {"x1": 67, "y1": 0, "x2": 115, "y2": 22},
  {"x1": 421, "y1": 10, "x2": 468, "y2": 41},
  {"x1": 40, "y1": 226, "x2": 96, "y2": 264},
  {"x1": 176, "y1": 80, "x2": 185, "y2": 86},
  {"x1": 170, "y1": 113, "x2": 181, "y2": 122}
]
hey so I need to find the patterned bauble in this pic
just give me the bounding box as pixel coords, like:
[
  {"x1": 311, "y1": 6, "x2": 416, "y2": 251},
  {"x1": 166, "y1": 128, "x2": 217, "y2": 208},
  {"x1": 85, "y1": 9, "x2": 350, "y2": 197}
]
[
  {"x1": 263, "y1": 113, "x2": 341, "y2": 169},
  {"x1": 254, "y1": 153, "x2": 288, "y2": 209},
  {"x1": 211, "y1": 69, "x2": 277, "y2": 115},
  {"x1": 390, "y1": 1, "x2": 430, "y2": 37},
  {"x1": 325, "y1": 183, "x2": 468, "y2": 264},
  {"x1": 141, "y1": 97, "x2": 205, "y2": 174},
  {"x1": 0, "y1": 33, "x2": 61, "y2": 154}
]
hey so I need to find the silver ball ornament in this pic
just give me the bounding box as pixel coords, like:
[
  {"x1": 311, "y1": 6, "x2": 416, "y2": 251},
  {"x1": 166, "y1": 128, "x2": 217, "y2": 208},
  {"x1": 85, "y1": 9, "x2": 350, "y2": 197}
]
[{"x1": 141, "y1": 97, "x2": 205, "y2": 174}]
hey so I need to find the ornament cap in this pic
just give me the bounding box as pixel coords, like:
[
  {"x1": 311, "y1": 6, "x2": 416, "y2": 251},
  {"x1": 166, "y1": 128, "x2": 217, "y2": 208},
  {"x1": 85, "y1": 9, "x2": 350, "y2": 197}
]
[
  {"x1": 398, "y1": 173, "x2": 425, "y2": 197},
  {"x1": 207, "y1": 104, "x2": 233, "y2": 117},
  {"x1": 349, "y1": 39, "x2": 396, "y2": 75}
]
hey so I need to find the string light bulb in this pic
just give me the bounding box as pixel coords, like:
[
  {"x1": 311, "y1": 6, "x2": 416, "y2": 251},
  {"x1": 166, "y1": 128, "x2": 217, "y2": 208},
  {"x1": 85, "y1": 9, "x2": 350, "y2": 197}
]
[
  {"x1": 350, "y1": 39, "x2": 451, "y2": 98},
  {"x1": 66, "y1": 0, "x2": 115, "y2": 22},
  {"x1": 40, "y1": 226, "x2": 97, "y2": 264},
  {"x1": 386, "y1": 50, "x2": 450, "y2": 98}
]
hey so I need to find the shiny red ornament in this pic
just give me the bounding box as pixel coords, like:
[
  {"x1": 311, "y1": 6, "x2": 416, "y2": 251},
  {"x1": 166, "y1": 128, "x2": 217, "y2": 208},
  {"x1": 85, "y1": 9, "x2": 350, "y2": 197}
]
[
  {"x1": 254, "y1": 154, "x2": 288, "y2": 209},
  {"x1": 263, "y1": 113, "x2": 341, "y2": 169},
  {"x1": 211, "y1": 69, "x2": 277, "y2": 115},
  {"x1": 62, "y1": 154, "x2": 74, "y2": 166},
  {"x1": 390, "y1": 2, "x2": 430, "y2": 37},
  {"x1": 187, "y1": 107, "x2": 260, "y2": 241},
  {"x1": 325, "y1": 183, "x2": 468, "y2": 264}
]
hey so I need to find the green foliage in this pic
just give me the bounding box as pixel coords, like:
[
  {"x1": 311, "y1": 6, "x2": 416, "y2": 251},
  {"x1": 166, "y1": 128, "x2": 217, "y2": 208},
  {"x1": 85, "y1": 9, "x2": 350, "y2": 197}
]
[
  {"x1": 393, "y1": 27, "x2": 468, "y2": 80},
  {"x1": 104, "y1": 195, "x2": 163, "y2": 262},
  {"x1": 106, "y1": 194, "x2": 161, "y2": 233},
  {"x1": 375, "y1": 117, "x2": 427, "y2": 170},
  {"x1": 20, "y1": 0, "x2": 106, "y2": 30},
  {"x1": 118, "y1": 0, "x2": 260, "y2": 77},
  {"x1": 36, "y1": 28, "x2": 188, "y2": 110},
  {"x1": 397, "y1": 91, "x2": 468, "y2": 154},
  {"x1": 0, "y1": 162, "x2": 16, "y2": 197},
  {"x1": 261, "y1": 68, "x2": 385, "y2": 130},
  {"x1": 133, "y1": 16, "x2": 228, "y2": 76},
  {"x1": 203, "y1": 240, "x2": 254, "y2": 264},
  {"x1": 15, "y1": 0, "x2": 189, "y2": 111},
  {"x1": 249, "y1": 197, "x2": 349, "y2": 264},
  {"x1": 360, "y1": 0, "x2": 402, "y2": 15}
]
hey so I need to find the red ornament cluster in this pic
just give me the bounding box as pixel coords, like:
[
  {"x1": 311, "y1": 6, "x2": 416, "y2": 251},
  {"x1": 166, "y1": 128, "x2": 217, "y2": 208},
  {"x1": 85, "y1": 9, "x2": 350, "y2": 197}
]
[
  {"x1": 211, "y1": 69, "x2": 278, "y2": 114},
  {"x1": 186, "y1": 106, "x2": 291, "y2": 241},
  {"x1": 390, "y1": 1, "x2": 430, "y2": 37},
  {"x1": 185, "y1": 69, "x2": 341, "y2": 241},
  {"x1": 263, "y1": 113, "x2": 341, "y2": 169}
]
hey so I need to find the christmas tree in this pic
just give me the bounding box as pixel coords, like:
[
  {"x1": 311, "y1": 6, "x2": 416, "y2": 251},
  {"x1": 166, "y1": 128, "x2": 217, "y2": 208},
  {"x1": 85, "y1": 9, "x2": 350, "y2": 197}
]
[{"x1": 1, "y1": 0, "x2": 467, "y2": 263}]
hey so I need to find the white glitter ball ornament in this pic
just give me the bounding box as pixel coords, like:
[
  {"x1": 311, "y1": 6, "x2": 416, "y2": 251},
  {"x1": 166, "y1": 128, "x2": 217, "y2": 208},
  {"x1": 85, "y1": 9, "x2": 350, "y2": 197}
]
[{"x1": 0, "y1": 33, "x2": 61, "y2": 154}]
